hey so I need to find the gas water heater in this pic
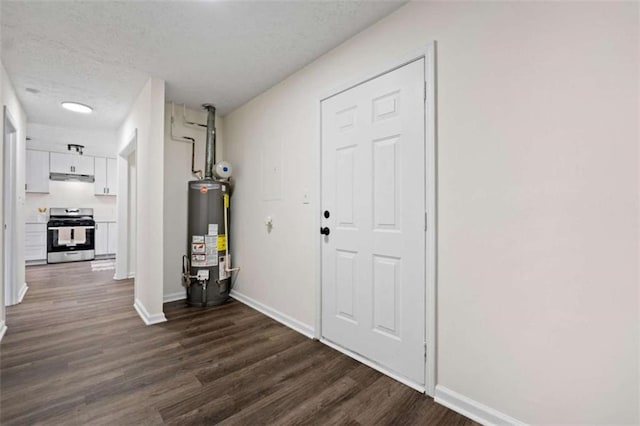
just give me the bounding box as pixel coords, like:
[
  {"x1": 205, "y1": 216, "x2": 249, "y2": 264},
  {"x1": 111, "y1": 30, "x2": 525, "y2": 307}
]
[{"x1": 182, "y1": 104, "x2": 235, "y2": 307}]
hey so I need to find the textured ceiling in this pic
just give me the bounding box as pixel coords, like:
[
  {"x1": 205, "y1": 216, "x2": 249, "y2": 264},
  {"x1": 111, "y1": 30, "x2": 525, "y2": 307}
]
[{"x1": 1, "y1": 1, "x2": 406, "y2": 129}]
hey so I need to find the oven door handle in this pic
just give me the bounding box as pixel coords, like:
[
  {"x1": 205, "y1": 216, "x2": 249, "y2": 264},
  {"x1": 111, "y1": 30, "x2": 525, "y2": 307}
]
[{"x1": 48, "y1": 226, "x2": 95, "y2": 230}]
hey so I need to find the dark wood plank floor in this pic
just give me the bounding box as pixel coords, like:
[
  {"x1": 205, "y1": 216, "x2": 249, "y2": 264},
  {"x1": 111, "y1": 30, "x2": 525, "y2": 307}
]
[{"x1": 1, "y1": 262, "x2": 475, "y2": 425}]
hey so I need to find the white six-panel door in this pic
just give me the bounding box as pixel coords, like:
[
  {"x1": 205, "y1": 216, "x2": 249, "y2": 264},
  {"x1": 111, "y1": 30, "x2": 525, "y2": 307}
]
[{"x1": 321, "y1": 58, "x2": 426, "y2": 387}]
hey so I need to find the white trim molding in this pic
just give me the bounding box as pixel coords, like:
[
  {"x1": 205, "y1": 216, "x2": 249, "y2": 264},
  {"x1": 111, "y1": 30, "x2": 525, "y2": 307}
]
[
  {"x1": 230, "y1": 290, "x2": 315, "y2": 339},
  {"x1": 0, "y1": 321, "x2": 7, "y2": 342},
  {"x1": 133, "y1": 298, "x2": 167, "y2": 326},
  {"x1": 114, "y1": 273, "x2": 135, "y2": 281},
  {"x1": 115, "y1": 128, "x2": 137, "y2": 282},
  {"x1": 435, "y1": 386, "x2": 526, "y2": 426},
  {"x1": 163, "y1": 291, "x2": 186, "y2": 303},
  {"x1": 17, "y1": 283, "x2": 28, "y2": 303}
]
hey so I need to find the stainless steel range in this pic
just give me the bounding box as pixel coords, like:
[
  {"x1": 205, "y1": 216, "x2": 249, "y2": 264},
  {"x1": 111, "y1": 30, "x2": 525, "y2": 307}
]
[{"x1": 47, "y1": 208, "x2": 96, "y2": 263}]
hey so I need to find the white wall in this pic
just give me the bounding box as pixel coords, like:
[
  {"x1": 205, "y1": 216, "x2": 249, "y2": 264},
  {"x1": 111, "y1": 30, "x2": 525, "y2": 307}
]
[
  {"x1": 223, "y1": 2, "x2": 639, "y2": 424},
  {"x1": 25, "y1": 181, "x2": 116, "y2": 222},
  {"x1": 162, "y1": 103, "x2": 224, "y2": 300},
  {"x1": 25, "y1": 123, "x2": 118, "y2": 222},
  {"x1": 1, "y1": 62, "x2": 28, "y2": 311},
  {"x1": 637, "y1": 7, "x2": 640, "y2": 420},
  {"x1": 0, "y1": 54, "x2": 4, "y2": 330},
  {"x1": 116, "y1": 78, "x2": 165, "y2": 322},
  {"x1": 27, "y1": 123, "x2": 118, "y2": 157}
]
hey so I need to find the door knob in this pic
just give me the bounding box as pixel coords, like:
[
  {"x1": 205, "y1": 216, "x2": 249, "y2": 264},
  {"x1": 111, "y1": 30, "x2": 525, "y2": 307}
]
[
  {"x1": 320, "y1": 227, "x2": 330, "y2": 236},
  {"x1": 324, "y1": 210, "x2": 330, "y2": 218}
]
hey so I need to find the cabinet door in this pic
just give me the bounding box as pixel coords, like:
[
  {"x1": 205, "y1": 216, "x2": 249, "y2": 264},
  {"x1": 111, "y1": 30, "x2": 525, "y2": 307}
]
[
  {"x1": 26, "y1": 150, "x2": 50, "y2": 193},
  {"x1": 106, "y1": 158, "x2": 117, "y2": 195},
  {"x1": 94, "y1": 157, "x2": 107, "y2": 195},
  {"x1": 74, "y1": 155, "x2": 94, "y2": 175},
  {"x1": 107, "y1": 223, "x2": 117, "y2": 254},
  {"x1": 95, "y1": 222, "x2": 108, "y2": 255},
  {"x1": 25, "y1": 224, "x2": 47, "y2": 261},
  {"x1": 50, "y1": 152, "x2": 73, "y2": 174}
]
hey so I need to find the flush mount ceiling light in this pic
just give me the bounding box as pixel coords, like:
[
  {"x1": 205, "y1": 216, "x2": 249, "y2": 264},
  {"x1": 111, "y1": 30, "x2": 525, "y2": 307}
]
[{"x1": 61, "y1": 102, "x2": 93, "y2": 114}]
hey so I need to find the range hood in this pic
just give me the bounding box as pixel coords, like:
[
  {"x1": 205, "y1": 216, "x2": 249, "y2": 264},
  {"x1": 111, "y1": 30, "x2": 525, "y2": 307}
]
[{"x1": 49, "y1": 172, "x2": 95, "y2": 183}]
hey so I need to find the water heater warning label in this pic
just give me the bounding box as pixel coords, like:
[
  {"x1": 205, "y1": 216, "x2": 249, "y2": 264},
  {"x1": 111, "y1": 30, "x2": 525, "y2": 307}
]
[
  {"x1": 217, "y1": 235, "x2": 227, "y2": 251},
  {"x1": 191, "y1": 235, "x2": 218, "y2": 267}
]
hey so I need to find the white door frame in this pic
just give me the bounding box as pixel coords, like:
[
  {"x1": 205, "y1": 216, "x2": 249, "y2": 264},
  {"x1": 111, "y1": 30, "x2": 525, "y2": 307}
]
[
  {"x1": 115, "y1": 129, "x2": 137, "y2": 282},
  {"x1": 3, "y1": 106, "x2": 18, "y2": 306},
  {"x1": 315, "y1": 42, "x2": 437, "y2": 396}
]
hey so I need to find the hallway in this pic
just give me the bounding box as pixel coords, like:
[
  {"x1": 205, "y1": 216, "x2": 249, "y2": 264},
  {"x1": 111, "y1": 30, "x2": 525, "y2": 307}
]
[{"x1": 0, "y1": 262, "x2": 474, "y2": 425}]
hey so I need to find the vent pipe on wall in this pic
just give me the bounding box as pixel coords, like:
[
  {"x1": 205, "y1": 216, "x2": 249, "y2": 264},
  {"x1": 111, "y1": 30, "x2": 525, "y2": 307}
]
[{"x1": 203, "y1": 104, "x2": 216, "y2": 179}]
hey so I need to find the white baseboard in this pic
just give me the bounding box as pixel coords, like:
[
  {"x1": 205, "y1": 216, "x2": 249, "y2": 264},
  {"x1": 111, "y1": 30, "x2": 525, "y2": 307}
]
[
  {"x1": 0, "y1": 321, "x2": 7, "y2": 342},
  {"x1": 230, "y1": 290, "x2": 315, "y2": 339},
  {"x1": 163, "y1": 291, "x2": 186, "y2": 303},
  {"x1": 133, "y1": 298, "x2": 167, "y2": 326},
  {"x1": 17, "y1": 283, "x2": 28, "y2": 303},
  {"x1": 113, "y1": 272, "x2": 135, "y2": 280},
  {"x1": 435, "y1": 385, "x2": 525, "y2": 426}
]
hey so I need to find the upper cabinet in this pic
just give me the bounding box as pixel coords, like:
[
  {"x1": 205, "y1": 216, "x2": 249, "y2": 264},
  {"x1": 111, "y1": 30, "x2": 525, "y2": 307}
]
[
  {"x1": 25, "y1": 149, "x2": 50, "y2": 193},
  {"x1": 26, "y1": 150, "x2": 117, "y2": 196},
  {"x1": 94, "y1": 157, "x2": 117, "y2": 196},
  {"x1": 50, "y1": 152, "x2": 94, "y2": 175}
]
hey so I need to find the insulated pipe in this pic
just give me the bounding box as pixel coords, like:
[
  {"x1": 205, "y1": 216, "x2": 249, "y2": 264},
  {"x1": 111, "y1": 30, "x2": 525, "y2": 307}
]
[
  {"x1": 223, "y1": 193, "x2": 240, "y2": 274},
  {"x1": 203, "y1": 104, "x2": 216, "y2": 179}
]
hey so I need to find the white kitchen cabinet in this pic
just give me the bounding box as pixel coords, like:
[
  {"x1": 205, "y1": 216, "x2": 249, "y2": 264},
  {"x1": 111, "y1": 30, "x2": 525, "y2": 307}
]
[
  {"x1": 25, "y1": 223, "x2": 47, "y2": 261},
  {"x1": 95, "y1": 222, "x2": 108, "y2": 255},
  {"x1": 106, "y1": 159, "x2": 117, "y2": 195},
  {"x1": 50, "y1": 152, "x2": 94, "y2": 175},
  {"x1": 75, "y1": 155, "x2": 94, "y2": 175},
  {"x1": 95, "y1": 222, "x2": 117, "y2": 257},
  {"x1": 25, "y1": 149, "x2": 50, "y2": 193},
  {"x1": 49, "y1": 152, "x2": 71, "y2": 174},
  {"x1": 94, "y1": 157, "x2": 117, "y2": 195}
]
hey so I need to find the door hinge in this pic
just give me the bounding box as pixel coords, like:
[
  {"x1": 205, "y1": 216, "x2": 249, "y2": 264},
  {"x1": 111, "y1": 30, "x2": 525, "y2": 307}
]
[
  {"x1": 424, "y1": 342, "x2": 427, "y2": 359},
  {"x1": 424, "y1": 81, "x2": 427, "y2": 101}
]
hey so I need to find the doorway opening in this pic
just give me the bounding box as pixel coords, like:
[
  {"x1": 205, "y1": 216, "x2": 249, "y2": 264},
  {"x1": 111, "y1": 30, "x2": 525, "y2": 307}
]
[
  {"x1": 3, "y1": 107, "x2": 20, "y2": 307},
  {"x1": 115, "y1": 129, "x2": 137, "y2": 299}
]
